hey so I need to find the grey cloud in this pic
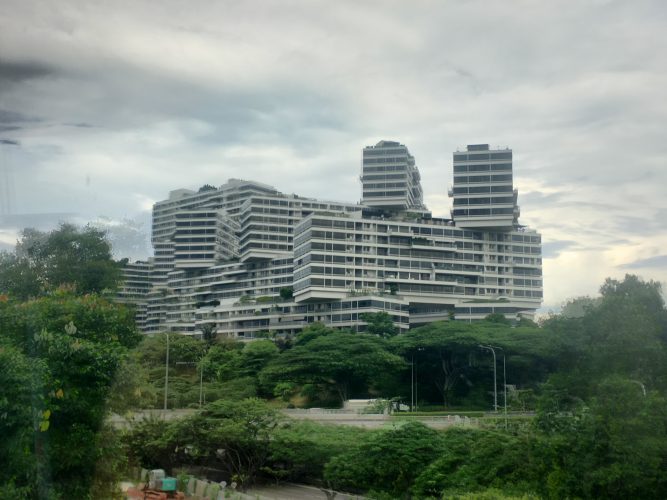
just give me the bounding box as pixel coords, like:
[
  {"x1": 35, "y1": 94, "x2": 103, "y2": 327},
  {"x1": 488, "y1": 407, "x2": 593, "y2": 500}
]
[
  {"x1": 620, "y1": 255, "x2": 667, "y2": 270},
  {"x1": 0, "y1": 60, "x2": 56, "y2": 87},
  {"x1": 542, "y1": 240, "x2": 578, "y2": 259},
  {"x1": 520, "y1": 191, "x2": 564, "y2": 205},
  {"x1": 0, "y1": 109, "x2": 41, "y2": 123},
  {"x1": 609, "y1": 215, "x2": 667, "y2": 236},
  {"x1": 64, "y1": 122, "x2": 94, "y2": 128},
  {"x1": 0, "y1": 139, "x2": 20, "y2": 145}
]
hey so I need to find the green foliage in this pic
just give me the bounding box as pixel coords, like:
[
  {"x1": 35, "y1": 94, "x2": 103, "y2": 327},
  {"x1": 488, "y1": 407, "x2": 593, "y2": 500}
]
[
  {"x1": 412, "y1": 428, "x2": 539, "y2": 498},
  {"x1": 534, "y1": 377, "x2": 667, "y2": 499},
  {"x1": 360, "y1": 311, "x2": 398, "y2": 338},
  {"x1": 484, "y1": 313, "x2": 511, "y2": 325},
  {"x1": 107, "y1": 351, "x2": 157, "y2": 414},
  {"x1": 264, "y1": 420, "x2": 368, "y2": 483},
  {"x1": 126, "y1": 399, "x2": 279, "y2": 490},
  {"x1": 279, "y1": 287, "x2": 293, "y2": 300},
  {"x1": 241, "y1": 339, "x2": 279, "y2": 377},
  {"x1": 200, "y1": 323, "x2": 217, "y2": 347},
  {"x1": 261, "y1": 327, "x2": 405, "y2": 403},
  {"x1": 0, "y1": 224, "x2": 122, "y2": 300},
  {"x1": 324, "y1": 422, "x2": 445, "y2": 497},
  {"x1": 0, "y1": 292, "x2": 139, "y2": 498},
  {"x1": 391, "y1": 321, "x2": 554, "y2": 408},
  {"x1": 292, "y1": 321, "x2": 333, "y2": 345}
]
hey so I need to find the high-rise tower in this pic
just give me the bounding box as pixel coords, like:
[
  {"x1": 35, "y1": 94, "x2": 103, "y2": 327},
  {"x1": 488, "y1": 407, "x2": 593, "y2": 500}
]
[
  {"x1": 450, "y1": 144, "x2": 519, "y2": 229},
  {"x1": 361, "y1": 140, "x2": 425, "y2": 212}
]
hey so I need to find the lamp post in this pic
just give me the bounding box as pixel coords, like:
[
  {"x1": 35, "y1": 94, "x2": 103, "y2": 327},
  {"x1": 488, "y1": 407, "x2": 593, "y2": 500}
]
[
  {"x1": 411, "y1": 353, "x2": 414, "y2": 412},
  {"x1": 176, "y1": 359, "x2": 205, "y2": 408},
  {"x1": 478, "y1": 345, "x2": 498, "y2": 412},
  {"x1": 412, "y1": 347, "x2": 424, "y2": 412},
  {"x1": 164, "y1": 332, "x2": 170, "y2": 412},
  {"x1": 493, "y1": 346, "x2": 508, "y2": 429}
]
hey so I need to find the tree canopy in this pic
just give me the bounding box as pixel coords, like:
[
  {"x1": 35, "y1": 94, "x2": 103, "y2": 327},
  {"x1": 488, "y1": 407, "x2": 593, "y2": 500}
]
[
  {"x1": 0, "y1": 224, "x2": 122, "y2": 299},
  {"x1": 261, "y1": 325, "x2": 405, "y2": 403}
]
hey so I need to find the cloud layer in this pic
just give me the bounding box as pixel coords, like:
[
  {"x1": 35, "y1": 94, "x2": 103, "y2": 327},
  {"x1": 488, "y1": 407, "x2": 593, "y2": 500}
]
[{"x1": 1, "y1": 0, "x2": 666, "y2": 309}]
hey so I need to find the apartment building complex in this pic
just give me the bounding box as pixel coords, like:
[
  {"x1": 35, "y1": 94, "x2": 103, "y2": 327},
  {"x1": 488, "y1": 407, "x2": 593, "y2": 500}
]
[{"x1": 120, "y1": 142, "x2": 542, "y2": 338}]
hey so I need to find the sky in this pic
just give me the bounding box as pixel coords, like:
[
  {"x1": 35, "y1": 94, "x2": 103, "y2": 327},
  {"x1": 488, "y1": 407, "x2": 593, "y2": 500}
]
[{"x1": 1, "y1": 0, "x2": 666, "y2": 311}]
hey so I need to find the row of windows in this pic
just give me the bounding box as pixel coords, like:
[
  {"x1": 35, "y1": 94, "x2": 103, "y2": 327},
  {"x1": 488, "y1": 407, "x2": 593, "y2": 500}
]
[
  {"x1": 362, "y1": 157, "x2": 409, "y2": 164},
  {"x1": 453, "y1": 208, "x2": 515, "y2": 216},
  {"x1": 511, "y1": 245, "x2": 541, "y2": 255},
  {"x1": 453, "y1": 174, "x2": 513, "y2": 184},
  {"x1": 453, "y1": 196, "x2": 514, "y2": 206},
  {"x1": 305, "y1": 218, "x2": 485, "y2": 240},
  {"x1": 174, "y1": 253, "x2": 215, "y2": 260},
  {"x1": 361, "y1": 173, "x2": 407, "y2": 181},
  {"x1": 363, "y1": 165, "x2": 407, "y2": 173},
  {"x1": 363, "y1": 190, "x2": 407, "y2": 197},
  {"x1": 175, "y1": 212, "x2": 219, "y2": 219},
  {"x1": 364, "y1": 148, "x2": 408, "y2": 156},
  {"x1": 511, "y1": 235, "x2": 541, "y2": 243},
  {"x1": 363, "y1": 182, "x2": 408, "y2": 189},
  {"x1": 513, "y1": 279, "x2": 543, "y2": 287},
  {"x1": 512, "y1": 290, "x2": 543, "y2": 298},
  {"x1": 453, "y1": 163, "x2": 512, "y2": 173},
  {"x1": 175, "y1": 220, "x2": 217, "y2": 227},
  {"x1": 453, "y1": 152, "x2": 512, "y2": 161},
  {"x1": 239, "y1": 234, "x2": 291, "y2": 243}
]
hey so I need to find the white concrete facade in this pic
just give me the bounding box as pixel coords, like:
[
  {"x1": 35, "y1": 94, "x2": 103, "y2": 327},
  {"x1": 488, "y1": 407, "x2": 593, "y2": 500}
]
[{"x1": 119, "y1": 141, "x2": 542, "y2": 337}]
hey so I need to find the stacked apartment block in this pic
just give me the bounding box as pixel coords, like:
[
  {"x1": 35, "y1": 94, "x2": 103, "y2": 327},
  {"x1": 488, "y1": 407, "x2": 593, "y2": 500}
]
[{"x1": 119, "y1": 141, "x2": 542, "y2": 338}]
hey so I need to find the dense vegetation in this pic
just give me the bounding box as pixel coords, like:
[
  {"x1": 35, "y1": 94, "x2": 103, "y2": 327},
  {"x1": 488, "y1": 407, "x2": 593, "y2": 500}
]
[
  {"x1": 0, "y1": 226, "x2": 139, "y2": 498},
  {"x1": 124, "y1": 275, "x2": 667, "y2": 499},
  {"x1": 2, "y1": 225, "x2": 667, "y2": 498}
]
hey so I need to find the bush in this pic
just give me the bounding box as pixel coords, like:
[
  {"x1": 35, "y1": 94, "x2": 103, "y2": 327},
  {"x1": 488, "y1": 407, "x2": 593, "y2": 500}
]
[
  {"x1": 264, "y1": 420, "x2": 368, "y2": 484},
  {"x1": 324, "y1": 422, "x2": 445, "y2": 497},
  {"x1": 412, "y1": 428, "x2": 540, "y2": 498}
]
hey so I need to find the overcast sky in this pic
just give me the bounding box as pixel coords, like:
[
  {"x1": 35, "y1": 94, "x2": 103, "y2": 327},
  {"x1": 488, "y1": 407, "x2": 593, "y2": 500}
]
[{"x1": 1, "y1": 0, "x2": 666, "y2": 310}]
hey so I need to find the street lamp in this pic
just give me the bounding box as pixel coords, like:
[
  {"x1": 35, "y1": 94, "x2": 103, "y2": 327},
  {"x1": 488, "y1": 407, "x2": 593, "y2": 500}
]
[
  {"x1": 176, "y1": 359, "x2": 205, "y2": 408},
  {"x1": 494, "y1": 346, "x2": 508, "y2": 429},
  {"x1": 478, "y1": 345, "x2": 498, "y2": 412},
  {"x1": 164, "y1": 332, "x2": 170, "y2": 412},
  {"x1": 411, "y1": 347, "x2": 425, "y2": 412}
]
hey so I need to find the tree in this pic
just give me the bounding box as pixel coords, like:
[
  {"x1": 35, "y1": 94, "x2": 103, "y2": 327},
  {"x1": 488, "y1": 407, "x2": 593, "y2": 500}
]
[
  {"x1": 541, "y1": 274, "x2": 667, "y2": 400},
  {"x1": 360, "y1": 311, "x2": 398, "y2": 338},
  {"x1": 128, "y1": 399, "x2": 280, "y2": 490},
  {"x1": 0, "y1": 224, "x2": 122, "y2": 299},
  {"x1": 264, "y1": 420, "x2": 368, "y2": 484},
  {"x1": 484, "y1": 312, "x2": 511, "y2": 325},
  {"x1": 0, "y1": 291, "x2": 140, "y2": 498},
  {"x1": 534, "y1": 377, "x2": 667, "y2": 499},
  {"x1": 324, "y1": 422, "x2": 445, "y2": 497},
  {"x1": 391, "y1": 321, "x2": 555, "y2": 408},
  {"x1": 200, "y1": 323, "x2": 217, "y2": 348},
  {"x1": 279, "y1": 287, "x2": 293, "y2": 300},
  {"x1": 412, "y1": 428, "x2": 540, "y2": 498},
  {"x1": 198, "y1": 184, "x2": 217, "y2": 193},
  {"x1": 261, "y1": 328, "x2": 405, "y2": 404},
  {"x1": 0, "y1": 252, "x2": 42, "y2": 299}
]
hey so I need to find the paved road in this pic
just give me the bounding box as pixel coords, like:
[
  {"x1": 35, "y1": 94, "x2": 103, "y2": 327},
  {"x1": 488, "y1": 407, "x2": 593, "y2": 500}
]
[{"x1": 248, "y1": 483, "x2": 364, "y2": 500}]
